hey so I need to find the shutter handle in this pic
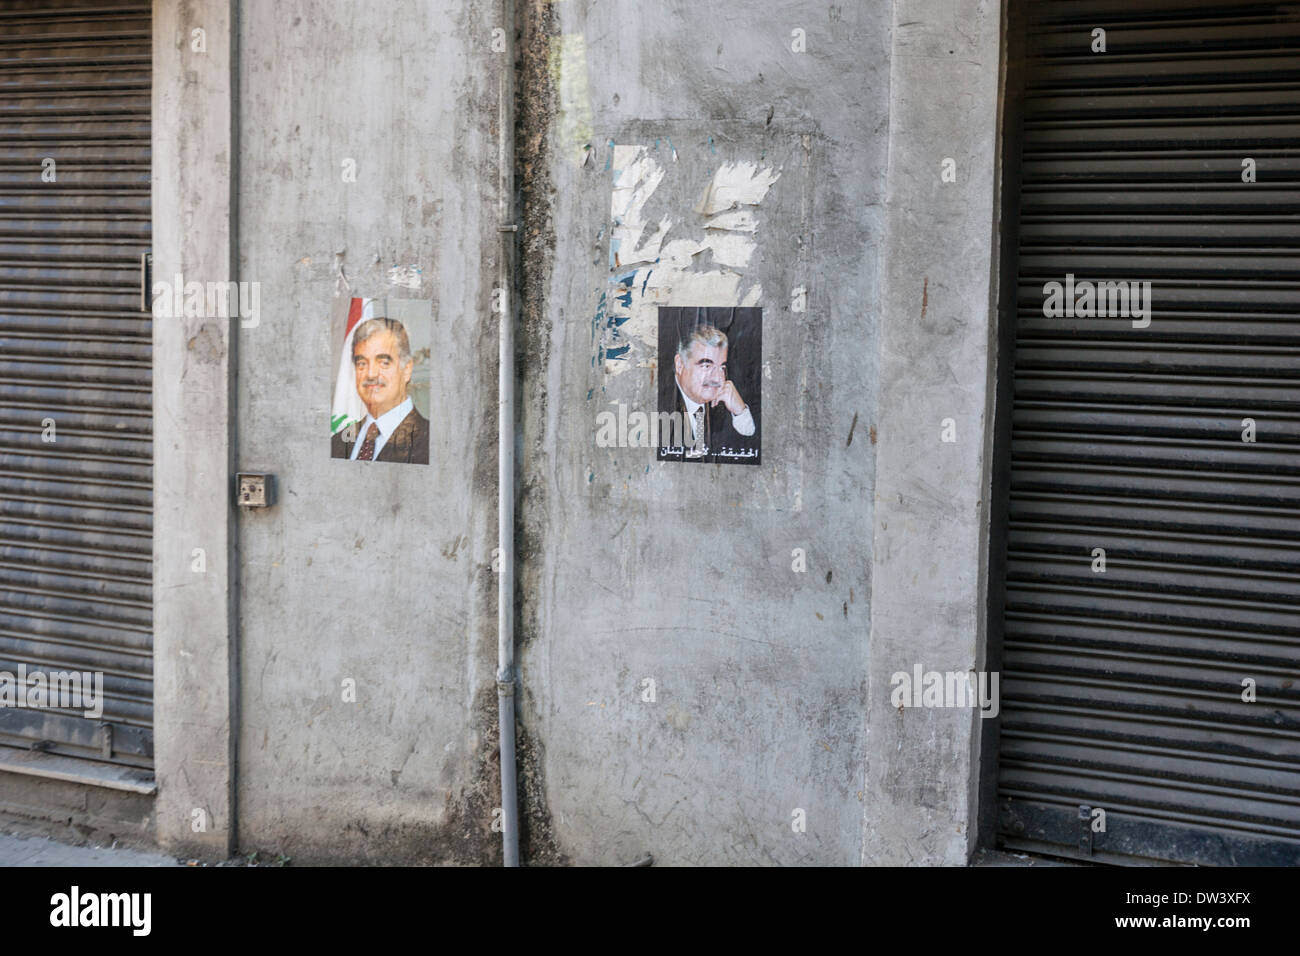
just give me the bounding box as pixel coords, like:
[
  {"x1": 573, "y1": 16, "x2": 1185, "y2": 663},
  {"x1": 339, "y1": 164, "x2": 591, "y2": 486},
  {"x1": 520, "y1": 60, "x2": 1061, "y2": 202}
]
[{"x1": 140, "y1": 252, "x2": 152, "y2": 313}]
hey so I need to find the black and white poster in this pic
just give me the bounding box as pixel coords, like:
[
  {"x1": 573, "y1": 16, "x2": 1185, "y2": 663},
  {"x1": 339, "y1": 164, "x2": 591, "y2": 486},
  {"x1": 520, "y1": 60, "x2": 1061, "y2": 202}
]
[{"x1": 657, "y1": 306, "x2": 762, "y2": 466}]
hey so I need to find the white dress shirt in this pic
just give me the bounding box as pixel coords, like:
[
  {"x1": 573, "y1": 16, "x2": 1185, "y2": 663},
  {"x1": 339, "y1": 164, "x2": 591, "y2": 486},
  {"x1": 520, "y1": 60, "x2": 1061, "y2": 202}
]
[
  {"x1": 349, "y1": 396, "x2": 414, "y2": 461},
  {"x1": 677, "y1": 383, "x2": 755, "y2": 441}
]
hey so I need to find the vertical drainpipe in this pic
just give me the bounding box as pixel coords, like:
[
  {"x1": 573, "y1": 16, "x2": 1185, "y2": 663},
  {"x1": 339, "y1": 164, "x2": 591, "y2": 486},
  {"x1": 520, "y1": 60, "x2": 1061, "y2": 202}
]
[{"x1": 496, "y1": 0, "x2": 521, "y2": 868}]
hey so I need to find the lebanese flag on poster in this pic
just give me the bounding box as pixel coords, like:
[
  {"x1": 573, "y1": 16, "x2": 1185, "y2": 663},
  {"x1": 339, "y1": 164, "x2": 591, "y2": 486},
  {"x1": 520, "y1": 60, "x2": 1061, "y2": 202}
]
[{"x1": 330, "y1": 296, "x2": 373, "y2": 435}]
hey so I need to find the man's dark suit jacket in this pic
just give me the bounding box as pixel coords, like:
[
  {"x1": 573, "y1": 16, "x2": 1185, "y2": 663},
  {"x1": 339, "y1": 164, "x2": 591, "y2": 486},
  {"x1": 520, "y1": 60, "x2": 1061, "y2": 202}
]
[
  {"x1": 660, "y1": 387, "x2": 760, "y2": 465},
  {"x1": 330, "y1": 406, "x2": 430, "y2": 465}
]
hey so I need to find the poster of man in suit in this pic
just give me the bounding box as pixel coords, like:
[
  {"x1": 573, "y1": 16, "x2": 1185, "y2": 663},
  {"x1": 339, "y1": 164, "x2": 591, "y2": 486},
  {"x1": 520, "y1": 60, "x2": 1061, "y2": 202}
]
[
  {"x1": 657, "y1": 306, "x2": 761, "y2": 466},
  {"x1": 329, "y1": 297, "x2": 432, "y2": 465}
]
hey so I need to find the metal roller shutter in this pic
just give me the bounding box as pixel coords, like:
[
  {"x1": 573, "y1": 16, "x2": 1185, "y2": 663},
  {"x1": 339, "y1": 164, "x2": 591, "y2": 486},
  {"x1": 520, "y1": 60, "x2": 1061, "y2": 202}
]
[
  {"x1": 996, "y1": 0, "x2": 1300, "y2": 864},
  {"x1": 0, "y1": 0, "x2": 152, "y2": 768}
]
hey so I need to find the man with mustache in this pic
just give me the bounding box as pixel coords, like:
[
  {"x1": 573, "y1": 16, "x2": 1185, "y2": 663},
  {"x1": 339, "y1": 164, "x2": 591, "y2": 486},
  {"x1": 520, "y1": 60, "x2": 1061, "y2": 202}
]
[
  {"x1": 330, "y1": 317, "x2": 430, "y2": 464},
  {"x1": 672, "y1": 324, "x2": 757, "y2": 461}
]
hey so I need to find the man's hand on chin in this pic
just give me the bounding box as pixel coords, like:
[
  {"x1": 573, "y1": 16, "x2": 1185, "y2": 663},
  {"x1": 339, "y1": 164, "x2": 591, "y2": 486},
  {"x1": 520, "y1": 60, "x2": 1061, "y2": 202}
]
[{"x1": 710, "y1": 381, "x2": 747, "y2": 417}]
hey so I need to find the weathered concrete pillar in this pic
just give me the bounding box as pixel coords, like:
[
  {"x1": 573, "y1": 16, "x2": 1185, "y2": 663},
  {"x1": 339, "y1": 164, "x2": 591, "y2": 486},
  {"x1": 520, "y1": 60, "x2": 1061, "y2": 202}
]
[
  {"x1": 863, "y1": 0, "x2": 1004, "y2": 865},
  {"x1": 151, "y1": 0, "x2": 238, "y2": 859}
]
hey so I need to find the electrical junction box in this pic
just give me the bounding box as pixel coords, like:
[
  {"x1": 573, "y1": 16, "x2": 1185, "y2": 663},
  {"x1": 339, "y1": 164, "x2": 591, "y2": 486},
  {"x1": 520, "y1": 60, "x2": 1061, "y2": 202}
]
[{"x1": 235, "y1": 473, "x2": 273, "y2": 508}]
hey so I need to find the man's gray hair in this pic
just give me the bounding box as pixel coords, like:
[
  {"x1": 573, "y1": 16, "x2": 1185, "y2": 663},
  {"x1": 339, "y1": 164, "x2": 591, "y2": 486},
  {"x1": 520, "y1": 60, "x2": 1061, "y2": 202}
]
[
  {"x1": 352, "y1": 317, "x2": 412, "y2": 366},
  {"x1": 677, "y1": 324, "x2": 727, "y2": 362}
]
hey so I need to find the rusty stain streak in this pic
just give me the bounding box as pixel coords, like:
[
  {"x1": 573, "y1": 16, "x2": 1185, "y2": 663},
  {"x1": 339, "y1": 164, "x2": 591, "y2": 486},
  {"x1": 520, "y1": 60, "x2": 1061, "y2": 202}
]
[
  {"x1": 869, "y1": 425, "x2": 877, "y2": 445},
  {"x1": 921, "y1": 276, "x2": 928, "y2": 319}
]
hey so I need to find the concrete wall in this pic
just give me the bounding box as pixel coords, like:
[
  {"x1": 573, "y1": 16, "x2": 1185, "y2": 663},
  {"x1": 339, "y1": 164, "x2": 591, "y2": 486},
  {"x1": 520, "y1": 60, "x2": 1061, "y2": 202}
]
[
  {"x1": 140, "y1": 0, "x2": 1005, "y2": 865},
  {"x1": 862, "y1": 0, "x2": 1005, "y2": 865},
  {"x1": 517, "y1": 0, "x2": 892, "y2": 865},
  {"x1": 152, "y1": 0, "x2": 238, "y2": 859},
  {"x1": 517, "y1": 0, "x2": 1004, "y2": 866},
  {"x1": 0, "y1": 773, "x2": 154, "y2": 852},
  {"x1": 229, "y1": 0, "x2": 503, "y2": 864}
]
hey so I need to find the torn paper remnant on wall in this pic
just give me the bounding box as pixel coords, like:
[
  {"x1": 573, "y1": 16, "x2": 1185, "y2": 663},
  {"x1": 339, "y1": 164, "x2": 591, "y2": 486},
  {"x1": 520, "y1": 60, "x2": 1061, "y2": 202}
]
[{"x1": 593, "y1": 144, "x2": 779, "y2": 381}]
